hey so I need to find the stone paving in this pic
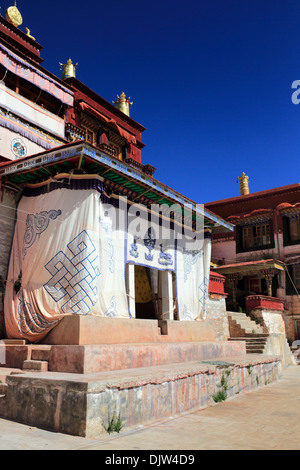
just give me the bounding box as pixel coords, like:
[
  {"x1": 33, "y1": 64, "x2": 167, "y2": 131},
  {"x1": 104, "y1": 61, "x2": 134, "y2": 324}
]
[{"x1": 0, "y1": 365, "x2": 299, "y2": 450}]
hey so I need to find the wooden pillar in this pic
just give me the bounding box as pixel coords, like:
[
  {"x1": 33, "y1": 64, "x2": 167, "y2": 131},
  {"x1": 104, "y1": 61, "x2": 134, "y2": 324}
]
[
  {"x1": 126, "y1": 263, "x2": 136, "y2": 318},
  {"x1": 228, "y1": 273, "x2": 241, "y2": 311},
  {"x1": 161, "y1": 270, "x2": 174, "y2": 320},
  {"x1": 262, "y1": 270, "x2": 274, "y2": 297},
  {"x1": 266, "y1": 276, "x2": 273, "y2": 297}
]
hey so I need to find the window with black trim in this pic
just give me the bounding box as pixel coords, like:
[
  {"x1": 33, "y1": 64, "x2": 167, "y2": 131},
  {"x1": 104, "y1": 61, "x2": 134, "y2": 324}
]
[
  {"x1": 283, "y1": 216, "x2": 300, "y2": 246},
  {"x1": 236, "y1": 220, "x2": 275, "y2": 253}
]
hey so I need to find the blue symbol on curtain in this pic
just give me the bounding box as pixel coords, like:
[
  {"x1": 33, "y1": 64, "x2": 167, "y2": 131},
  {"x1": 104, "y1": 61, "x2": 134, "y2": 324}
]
[
  {"x1": 144, "y1": 228, "x2": 156, "y2": 262},
  {"x1": 23, "y1": 209, "x2": 61, "y2": 257},
  {"x1": 158, "y1": 244, "x2": 173, "y2": 266},
  {"x1": 199, "y1": 277, "x2": 209, "y2": 310},
  {"x1": 104, "y1": 296, "x2": 118, "y2": 317},
  {"x1": 129, "y1": 238, "x2": 139, "y2": 258},
  {"x1": 183, "y1": 249, "x2": 203, "y2": 282},
  {"x1": 99, "y1": 216, "x2": 114, "y2": 273},
  {"x1": 44, "y1": 230, "x2": 100, "y2": 315},
  {"x1": 182, "y1": 304, "x2": 193, "y2": 321}
]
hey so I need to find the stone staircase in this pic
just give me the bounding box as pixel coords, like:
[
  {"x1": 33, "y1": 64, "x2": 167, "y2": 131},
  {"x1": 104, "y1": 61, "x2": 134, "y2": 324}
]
[
  {"x1": 22, "y1": 345, "x2": 51, "y2": 372},
  {"x1": 227, "y1": 311, "x2": 269, "y2": 354}
]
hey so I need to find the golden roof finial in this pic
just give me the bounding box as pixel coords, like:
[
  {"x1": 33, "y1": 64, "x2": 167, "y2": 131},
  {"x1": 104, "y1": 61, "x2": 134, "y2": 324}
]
[
  {"x1": 25, "y1": 27, "x2": 36, "y2": 41},
  {"x1": 113, "y1": 92, "x2": 133, "y2": 117},
  {"x1": 6, "y1": 1, "x2": 22, "y2": 27},
  {"x1": 237, "y1": 172, "x2": 250, "y2": 195},
  {"x1": 59, "y1": 58, "x2": 78, "y2": 80}
]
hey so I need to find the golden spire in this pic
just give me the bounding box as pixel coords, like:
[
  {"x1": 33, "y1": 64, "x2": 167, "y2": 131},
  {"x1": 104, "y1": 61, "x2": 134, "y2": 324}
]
[
  {"x1": 237, "y1": 172, "x2": 250, "y2": 195},
  {"x1": 113, "y1": 92, "x2": 133, "y2": 116},
  {"x1": 6, "y1": 1, "x2": 23, "y2": 27},
  {"x1": 59, "y1": 58, "x2": 78, "y2": 80}
]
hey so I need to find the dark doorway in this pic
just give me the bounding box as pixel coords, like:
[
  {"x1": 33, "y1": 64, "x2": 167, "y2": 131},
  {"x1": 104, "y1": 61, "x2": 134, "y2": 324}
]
[{"x1": 134, "y1": 265, "x2": 157, "y2": 319}]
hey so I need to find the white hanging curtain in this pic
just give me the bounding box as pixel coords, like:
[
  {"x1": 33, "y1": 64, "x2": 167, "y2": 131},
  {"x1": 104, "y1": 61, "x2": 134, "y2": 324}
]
[
  {"x1": 176, "y1": 234, "x2": 212, "y2": 321},
  {"x1": 4, "y1": 181, "x2": 212, "y2": 342},
  {"x1": 4, "y1": 187, "x2": 128, "y2": 342}
]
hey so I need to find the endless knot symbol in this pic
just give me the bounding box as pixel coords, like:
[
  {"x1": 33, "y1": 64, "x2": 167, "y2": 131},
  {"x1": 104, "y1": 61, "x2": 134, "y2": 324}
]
[{"x1": 44, "y1": 230, "x2": 100, "y2": 315}]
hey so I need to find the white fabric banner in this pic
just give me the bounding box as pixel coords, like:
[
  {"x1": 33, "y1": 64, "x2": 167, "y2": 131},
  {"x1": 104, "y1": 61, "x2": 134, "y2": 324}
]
[
  {"x1": 4, "y1": 187, "x2": 212, "y2": 341},
  {"x1": 4, "y1": 189, "x2": 129, "y2": 342},
  {"x1": 176, "y1": 236, "x2": 211, "y2": 321}
]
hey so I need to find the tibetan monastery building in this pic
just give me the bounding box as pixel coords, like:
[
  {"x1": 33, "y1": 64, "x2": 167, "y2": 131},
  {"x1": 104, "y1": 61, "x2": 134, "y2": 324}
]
[{"x1": 0, "y1": 3, "x2": 234, "y2": 344}]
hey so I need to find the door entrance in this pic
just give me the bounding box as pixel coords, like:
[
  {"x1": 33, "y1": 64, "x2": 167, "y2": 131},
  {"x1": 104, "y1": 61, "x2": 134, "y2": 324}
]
[{"x1": 134, "y1": 265, "x2": 157, "y2": 319}]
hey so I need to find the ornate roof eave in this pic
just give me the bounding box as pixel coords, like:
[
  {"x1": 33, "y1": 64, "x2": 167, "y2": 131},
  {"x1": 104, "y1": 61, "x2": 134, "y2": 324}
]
[
  {"x1": 213, "y1": 259, "x2": 285, "y2": 277},
  {"x1": 227, "y1": 208, "x2": 273, "y2": 225},
  {"x1": 0, "y1": 141, "x2": 234, "y2": 234},
  {"x1": 276, "y1": 202, "x2": 300, "y2": 217}
]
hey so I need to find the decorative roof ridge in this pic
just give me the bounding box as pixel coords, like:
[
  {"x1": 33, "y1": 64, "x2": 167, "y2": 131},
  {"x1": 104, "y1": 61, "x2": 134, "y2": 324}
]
[
  {"x1": 0, "y1": 13, "x2": 43, "y2": 49},
  {"x1": 276, "y1": 202, "x2": 300, "y2": 210},
  {"x1": 205, "y1": 183, "x2": 300, "y2": 208},
  {"x1": 227, "y1": 208, "x2": 273, "y2": 221}
]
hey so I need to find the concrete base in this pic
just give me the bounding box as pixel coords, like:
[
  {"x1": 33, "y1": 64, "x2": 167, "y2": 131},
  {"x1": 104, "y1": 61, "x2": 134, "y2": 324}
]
[
  {"x1": 0, "y1": 355, "x2": 281, "y2": 438},
  {"x1": 41, "y1": 317, "x2": 218, "y2": 345}
]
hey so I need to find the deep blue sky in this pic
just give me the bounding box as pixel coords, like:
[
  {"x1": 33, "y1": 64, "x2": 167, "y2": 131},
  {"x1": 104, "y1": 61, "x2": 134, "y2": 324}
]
[{"x1": 10, "y1": 0, "x2": 300, "y2": 203}]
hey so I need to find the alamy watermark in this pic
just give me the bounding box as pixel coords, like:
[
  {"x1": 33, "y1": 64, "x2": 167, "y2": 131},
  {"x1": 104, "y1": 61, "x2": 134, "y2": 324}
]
[
  {"x1": 291, "y1": 81, "x2": 300, "y2": 104},
  {"x1": 100, "y1": 196, "x2": 206, "y2": 250}
]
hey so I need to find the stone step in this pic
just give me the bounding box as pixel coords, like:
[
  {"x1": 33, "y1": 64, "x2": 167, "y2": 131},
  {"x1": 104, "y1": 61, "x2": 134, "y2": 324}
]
[
  {"x1": 1, "y1": 339, "x2": 27, "y2": 345},
  {"x1": 22, "y1": 360, "x2": 48, "y2": 372},
  {"x1": 229, "y1": 336, "x2": 268, "y2": 342},
  {"x1": 229, "y1": 334, "x2": 268, "y2": 354},
  {"x1": 228, "y1": 313, "x2": 264, "y2": 333},
  {"x1": 246, "y1": 348, "x2": 265, "y2": 354},
  {"x1": 31, "y1": 347, "x2": 51, "y2": 362},
  {"x1": 246, "y1": 343, "x2": 266, "y2": 349}
]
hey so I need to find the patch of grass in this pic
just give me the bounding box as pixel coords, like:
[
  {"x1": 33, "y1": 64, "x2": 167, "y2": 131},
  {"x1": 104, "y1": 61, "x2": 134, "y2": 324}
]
[
  {"x1": 212, "y1": 389, "x2": 227, "y2": 403},
  {"x1": 212, "y1": 369, "x2": 232, "y2": 403},
  {"x1": 103, "y1": 407, "x2": 123, "y2": 434}
]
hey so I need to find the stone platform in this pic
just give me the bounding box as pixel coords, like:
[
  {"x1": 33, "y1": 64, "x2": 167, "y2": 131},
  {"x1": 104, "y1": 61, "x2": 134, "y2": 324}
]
[
  {"x1": 41, "y1": 317, "x2": 219, "y2": 345},
  {"x1": 1, "y1": 340, "x2": 246, "y2": 373},
  {"x1": 0, "y1": 355, "x2": 281, "y2": 438},
  {"x1": 0, "y1": 318, "x2": 282, "y2": 438}
]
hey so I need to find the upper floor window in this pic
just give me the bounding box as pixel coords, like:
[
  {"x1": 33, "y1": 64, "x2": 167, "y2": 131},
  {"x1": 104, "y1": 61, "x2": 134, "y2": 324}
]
[
  {"x1": 236, "y1": 220, "x2": 275, "y2": 253},
  {"x1": 242, "y1": 223, "x2": 271, "y2": 250},
  {"x1": 283, "y1": 216, "x2": 300, "y2": 246}
]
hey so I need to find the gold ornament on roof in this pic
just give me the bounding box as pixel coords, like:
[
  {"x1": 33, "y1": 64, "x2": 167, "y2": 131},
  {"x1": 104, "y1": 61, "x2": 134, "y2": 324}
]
[
  {"x1": 59, "y1": 58, "x2": 78, "y2": 80},
  {"x1": 237, "y1": 172, "x2": 250, "y2": 195},
  {"x1": 113, "y1": 92, "x2": 133, "y2": 117},
  {"x1": 6, "y1": 1, "x2": 23, "y2": 28},
  {"x1": 25, "y1": 27, "x2": 36, "y2": 41}
]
